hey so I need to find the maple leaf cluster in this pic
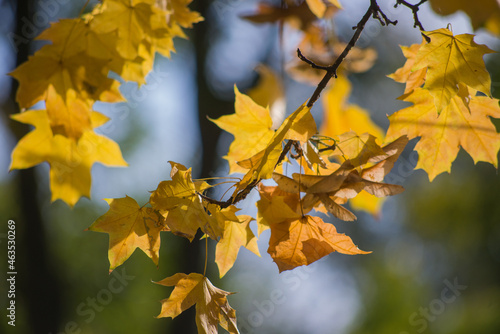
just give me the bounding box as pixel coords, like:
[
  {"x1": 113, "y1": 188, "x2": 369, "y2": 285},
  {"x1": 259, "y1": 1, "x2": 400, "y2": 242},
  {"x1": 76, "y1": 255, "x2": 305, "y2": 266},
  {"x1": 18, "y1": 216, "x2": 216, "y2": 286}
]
[
  {"x1": 9, "y1": 0, "x2": 202, "y2": 207},
  {"x1": 386, "y1": 28, "x2": 500, "y2": 181},
  {"x1": 8, "y1": 0, "x2": 500, "y2": 333},
  {"x1": 89, "y1": 86, "x2": 409, "y2": 332}
]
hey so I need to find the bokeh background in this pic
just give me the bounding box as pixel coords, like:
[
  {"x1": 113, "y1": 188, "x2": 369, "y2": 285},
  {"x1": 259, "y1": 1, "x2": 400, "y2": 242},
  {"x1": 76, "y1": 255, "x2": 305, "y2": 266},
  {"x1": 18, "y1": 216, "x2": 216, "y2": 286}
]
[{"x1": 1, "y1": 0, "x2": 499, "y2": 333}]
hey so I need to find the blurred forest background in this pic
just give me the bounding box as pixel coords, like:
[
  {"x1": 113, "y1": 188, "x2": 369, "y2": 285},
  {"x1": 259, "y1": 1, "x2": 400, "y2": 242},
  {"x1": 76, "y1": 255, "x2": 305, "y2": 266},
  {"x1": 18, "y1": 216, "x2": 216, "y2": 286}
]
[{"x1": 1, "y1": 0, "x2": 499, "y2": 333}]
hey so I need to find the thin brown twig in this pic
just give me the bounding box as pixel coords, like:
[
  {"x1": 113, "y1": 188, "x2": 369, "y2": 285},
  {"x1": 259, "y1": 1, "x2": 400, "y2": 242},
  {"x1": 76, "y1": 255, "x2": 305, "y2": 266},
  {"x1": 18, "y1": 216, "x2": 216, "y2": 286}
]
[
  {"x1": 394, "y1": 0, "x2": 428, "y2": 32},
  {"x1": 297, "y1": 49, "x2": 330, "y2": 71},
  {"x1": 199, "y1": 140, "x2": 295, "y2": 209},
  {"x1": 78, "y1": 0, "x2": 91, "y2": 17},
  {"x1": 305, "y1": 0, "x2": 396, "y2": 108},
  {"x1": 203, "y1": 237, "x2": 208, "y2": 277}
]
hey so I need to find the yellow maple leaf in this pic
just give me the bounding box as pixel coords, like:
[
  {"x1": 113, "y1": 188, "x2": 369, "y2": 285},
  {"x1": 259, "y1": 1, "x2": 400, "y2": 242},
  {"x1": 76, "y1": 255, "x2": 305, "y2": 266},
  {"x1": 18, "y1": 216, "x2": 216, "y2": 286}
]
[
  {"x1": 247, "y1": 64, "x2": 286, "y2": 127},
  {"x1": 210, "y1": 86, "x2": 275, "y2": 174},
  {"x1": 232, "y1": 102, "x2": 317, "y2": 194},
  {"x1": 156, "y1": 273, "x2": 239, "y2": 334},
  {"x1": 10, "y1": 110, "x2": 128, "y2": 207},
  {"x1": 156, "y1": 0, "x2": 203, "y2": 38},
  {"x1": 320, "y1": 76, "x2": 388, "y2": 213},
  {"x1": 413, "y1": 28, "x2": 495, "y2": 112},
  {"x1": 386, "y1": 87, "x2": 500, "y2": 181},
  {"x1": 333, "y1": 131, "x2": 387, "y2": 168},
  {"x1": 91, "y1": 0, "x2": 169, "y2": 60},
  {"x1": 306, "y1": 0, "x2": 342, "y2": 19},
  {"x1": 10, "y1": 27, "x2": 124, "y2": 141},
  {"x1": 37, "y1": 18, "x2": 116, "y2": 60},
  {"x1": 149, "y1": 162, "x2": 220, "y2": 241},
  {"x1": 268, "y1": 215, "x2": 369, "y2": 272},
  {"x1": 387, "y1": 42, "x2": 427, "y2": 95},
  {"x1": 10, "y1": 43, "x2": 122, "y2": 110},
  {"x1": 111, "y1": 43, "x2": 156, "y2": 84},
  {"x1": 88, "y1": 196, "x2": 167, "y2": 271},
  {"x1": 215, "y1": 213, "x2": 260, "y2": 278},
  {"x1": 321, "y1": 75, "x2": 384, "y2": 140}
]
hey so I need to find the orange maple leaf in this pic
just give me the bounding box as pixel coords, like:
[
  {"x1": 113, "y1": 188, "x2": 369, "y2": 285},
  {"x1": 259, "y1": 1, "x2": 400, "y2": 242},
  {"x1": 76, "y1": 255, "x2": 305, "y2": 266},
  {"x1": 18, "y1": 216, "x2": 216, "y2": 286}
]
[
  {"x1": 268, "y1": 215, "x2": 370, "y2": 272},
  {"x1": 272, "y1": 134, "x2": 408, "y2": 220},
  {"x1": 256, "y1": 184, "x2": 370, "y2": 272},
  {"x1": 256, "y1": 184, "x2": 302, "y2": 236}
]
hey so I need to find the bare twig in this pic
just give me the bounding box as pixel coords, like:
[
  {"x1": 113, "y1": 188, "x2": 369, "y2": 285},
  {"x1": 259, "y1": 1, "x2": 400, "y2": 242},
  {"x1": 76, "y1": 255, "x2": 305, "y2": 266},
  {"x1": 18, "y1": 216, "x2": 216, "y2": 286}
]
[
  {"x1": 306, "y1": 0, "x2": 396, "y2": 108},
  {"x1": 394, "y1": 0, "x2": 428, "y2": 32},
  {"x1": 297, "y1": 49, "x2": 330, "y2": 71},
  {"x1": 201, "y1": 140, "x2": 295, "y2": 209}
]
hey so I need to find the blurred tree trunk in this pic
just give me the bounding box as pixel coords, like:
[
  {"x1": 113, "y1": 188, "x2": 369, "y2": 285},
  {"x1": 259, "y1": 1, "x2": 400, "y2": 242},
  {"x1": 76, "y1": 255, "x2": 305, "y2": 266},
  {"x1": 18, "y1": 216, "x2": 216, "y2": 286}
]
[
  {"x1": 168, "y1": 1, "x2": 234, "y2": 333},
  {"x1": 5, "y1": 0, "x2": 63, "y2": 333}
]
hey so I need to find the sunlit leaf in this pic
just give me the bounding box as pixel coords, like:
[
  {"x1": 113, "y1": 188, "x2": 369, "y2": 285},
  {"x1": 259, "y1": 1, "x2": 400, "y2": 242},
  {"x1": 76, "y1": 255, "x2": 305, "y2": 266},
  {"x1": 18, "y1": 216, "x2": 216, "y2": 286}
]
[
  {"x1": 386, "y1": 87, "x2": 500, "y2": 180},
  {"x1": 89, "y1": 196, "x2": 167, "y2": 271},
  {"x1": 10, "y1": 110, "x2": 127, "y2": 207},
  {"x1": 413, "y1": 28, "x2": 494, "y2": 112},
  {"x1": 156, "y1": 273, "x2": 239, "y2": 334}
]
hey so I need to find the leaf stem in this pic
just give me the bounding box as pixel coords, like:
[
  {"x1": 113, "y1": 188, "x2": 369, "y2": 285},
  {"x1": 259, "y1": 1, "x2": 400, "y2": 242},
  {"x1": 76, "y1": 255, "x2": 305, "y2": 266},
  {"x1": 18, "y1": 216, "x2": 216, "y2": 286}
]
[
  {"x1": 79, "y1": 0, "x2": 91, "y2": 17},
  {"x1": 203, "y1": 237, "x2": 208, "y2": 277}
]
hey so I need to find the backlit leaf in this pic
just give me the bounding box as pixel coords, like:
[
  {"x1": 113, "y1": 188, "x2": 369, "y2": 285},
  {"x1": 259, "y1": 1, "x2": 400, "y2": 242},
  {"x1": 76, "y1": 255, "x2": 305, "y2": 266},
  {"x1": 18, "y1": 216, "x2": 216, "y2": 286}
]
[
  {"x1": 88, "y1": 196, "x2": 167, "y2": 271},
  {"x1": 321, "y1": 75, "x2": 385, "y2": 141},
  {"x1": 215, "y1": 214, "x2": 260, "y2": 278},
  {"x1": 211, "y1": 86, "x2": 274, "y2": 174},
  {"x1": 413, "y1": 28, "x2": 494, "y2": 112},
  {"x1": 149, "y1": 162, "x2": 219, "y2": 241},
  {"x1": 268, "y1": 215, "x2": 369, "y2": 272},
  {"x1": 386, "y1": 87, "x2": 500, "y2": 180},
  {"x1": 10, "y1": 110, "x2": 127, "y2": 207},
  {"x1": 156, "y1": 273, "x2": 239, "y2": 334},
  {"x1": 233, "y1": 102, "x2": 316, "y2": 193}
]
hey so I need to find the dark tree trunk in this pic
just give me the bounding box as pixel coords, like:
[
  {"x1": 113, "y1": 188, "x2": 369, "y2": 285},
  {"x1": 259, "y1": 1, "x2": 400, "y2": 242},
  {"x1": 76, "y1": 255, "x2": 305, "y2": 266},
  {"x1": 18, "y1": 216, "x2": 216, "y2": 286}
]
[
  {"x1": 168, "y1": 0, "x2": 234, "y2": 333},
  {"x1": 5, "y1": 0, "x2": 63, "y2": 333}
]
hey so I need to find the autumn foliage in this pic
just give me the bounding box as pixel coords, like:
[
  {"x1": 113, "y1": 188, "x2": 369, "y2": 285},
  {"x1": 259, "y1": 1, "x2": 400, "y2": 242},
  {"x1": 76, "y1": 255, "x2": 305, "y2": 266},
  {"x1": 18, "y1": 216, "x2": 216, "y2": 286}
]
[{"x1": 8, "y1": 0, "x2": 500, "y2": 333}]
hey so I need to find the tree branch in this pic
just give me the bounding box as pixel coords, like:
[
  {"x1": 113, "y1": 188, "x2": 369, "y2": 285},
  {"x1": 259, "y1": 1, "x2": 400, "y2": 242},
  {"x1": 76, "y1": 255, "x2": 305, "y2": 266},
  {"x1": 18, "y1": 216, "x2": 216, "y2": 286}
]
[
  {"x1": 394, "y1": 0, "x2": 428, "y2": 32},
  {"x1": 202, "y1": 0, "x2": 399, "y2": 209},
  {"x1": 305, "y1": 0, "x2": 396, "y2": 108},
  {"x1": 297, "y1": 48, "x2": 330, "y2": 71}
]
